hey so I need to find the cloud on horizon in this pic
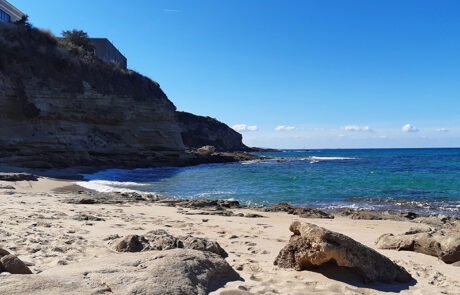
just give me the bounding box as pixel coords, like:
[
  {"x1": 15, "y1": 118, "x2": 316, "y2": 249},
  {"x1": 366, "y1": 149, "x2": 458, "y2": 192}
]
[
  {"x1": 402, "y1": 124, "x2": 419, "y2": 132},
  {"x1": 232, "y1": 124, "x2": 258, "y2": 132},
  {"x1": 436, "y1": 128, "x2": 448, "y2": 132},
  {"x1": 275, "y1": 125, "x2": 296, "y2": 131},
  {"x1": 344, "y1": 125, "x2": 373, "y2": 132}
]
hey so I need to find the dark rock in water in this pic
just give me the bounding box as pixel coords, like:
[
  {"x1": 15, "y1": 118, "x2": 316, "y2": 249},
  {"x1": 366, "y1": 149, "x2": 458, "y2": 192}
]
[
  {"x1": 110, "y1": 230, "x2": 228, "y2": 258},
  {"x1": 376, "y1": 223, "x2": 460, "y2": 263},
  {"x1": 256, "y1": 203, "x2": 333, "y2": 219},
  {"x1": 274, "y1": 221, "x2": 413, "y2": 283},
  {"x1": 0, "y1": 173, "x2": 38, "y2": 182},
  {"x1": 0, "y1": 254, "x2": 32, "y2": 274}
]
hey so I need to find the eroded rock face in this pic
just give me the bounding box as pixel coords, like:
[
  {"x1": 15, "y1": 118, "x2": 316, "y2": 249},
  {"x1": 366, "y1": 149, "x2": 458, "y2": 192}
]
[
  {"x1": 256, "y1": 203, "x2": 333, "y2": 219},
  {"x1": 0, "y1": 249, "x2": 240, "y2": 295},
  {"x1": 177, "y1": 111, "x2": 249, "y2": 152},
  {"x1": 376, "y1": 224, "x2": 460, "y2": 263},
  {"x1": 0, "y1": 24, "x2": 184, "y2": 168},
  {"x1": 110, "y1": 230, "x2": 228, "y2": 258},
  {"x1": 274, "y1": 221, "x2": 413, "y2": 283}
]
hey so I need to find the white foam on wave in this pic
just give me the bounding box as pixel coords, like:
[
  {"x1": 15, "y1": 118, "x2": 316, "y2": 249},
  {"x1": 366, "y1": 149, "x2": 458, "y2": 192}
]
[
  {"x1": 75, "y1": 180, "x2": 148, "y2": 193},
  {"x1": 309, "y1": 156, "x2": 358, "y2": 160},
  {"x1": 300, "y1": 156, "x2": 358, "y2": 163}
]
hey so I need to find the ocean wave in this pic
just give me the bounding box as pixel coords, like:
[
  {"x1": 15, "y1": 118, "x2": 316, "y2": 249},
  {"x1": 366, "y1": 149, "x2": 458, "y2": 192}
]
[
  {"x1": 309, "y1": 156, "x2": 358, "y2": 161},
  {"x1": 296, "y1": 156, "x2": 359, "y2": 163},
  {"x1": 75, "y1": 180, "x2": 149, "y2": 193}
]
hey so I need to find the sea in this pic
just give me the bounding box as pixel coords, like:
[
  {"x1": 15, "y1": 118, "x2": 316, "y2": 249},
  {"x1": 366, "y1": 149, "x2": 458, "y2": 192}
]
[{"x1": 78, "y1": 148, "x2": 460, "y2": 216}]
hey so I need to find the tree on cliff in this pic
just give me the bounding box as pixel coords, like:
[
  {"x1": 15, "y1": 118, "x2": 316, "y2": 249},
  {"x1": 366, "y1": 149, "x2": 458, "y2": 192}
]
[
  {"x1": 61, "y1": 29, "x2": 95, "y2": 52},
  {"x1": 14, "y1": 15, "x2": 33, "y2": 30}
]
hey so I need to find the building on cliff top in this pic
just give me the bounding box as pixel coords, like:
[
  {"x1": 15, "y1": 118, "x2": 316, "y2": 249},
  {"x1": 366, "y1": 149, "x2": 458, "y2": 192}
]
[
  {"x1": 89, "y1": 38, "x2": 127, "y2": 68},
  {"x1": 0, "y1": 0, "x2": 25, "y2": 23}
]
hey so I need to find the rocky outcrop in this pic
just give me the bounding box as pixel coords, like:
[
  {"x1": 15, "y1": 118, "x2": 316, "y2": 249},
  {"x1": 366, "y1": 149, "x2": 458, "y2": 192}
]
[
  {"x1": 0, "y1": 248, "x2": 32, "y2": 274},
  {"x1": 255, "y1": 203, "x2": 333, "y2": 219},
  {"x1": 376, "y1": 224, "x2": 460, "y2": 264},
  {"x1": 110, "y1": 230, "x2": 228, "y2": 258},
  {"x1": 0, "y1": 23, "x2": 249, "y2": 169},
  {"x1": 274, "y1": 221, "x2": 413, "y2": 283},
  {"x1": 0, "y1": 173, "x2": 38, "y2": 181},
  {"x1": 197, "y1": 145, "x2": 216, "y2": 155},
  {"x1": 0, "y1": 249, "x2": 240, "y2": 295},
  {"x1": 177, "y1": 111, "x2": 249, "y2": 152}
]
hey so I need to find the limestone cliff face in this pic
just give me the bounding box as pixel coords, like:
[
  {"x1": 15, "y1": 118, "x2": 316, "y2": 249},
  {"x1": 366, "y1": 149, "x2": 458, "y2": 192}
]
[
  {"x1": 0, "y1": 23, "x2": 248, "y2": 168},
  {"x1": 177, "y1": 111, "x2": 249, "y2": 152},
  {"x1": 0, "y1": 23, "x2": 184, "y2": 168}
]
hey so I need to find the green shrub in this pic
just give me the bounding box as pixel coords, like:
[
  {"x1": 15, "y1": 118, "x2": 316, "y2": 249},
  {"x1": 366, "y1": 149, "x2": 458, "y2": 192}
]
[{"x1": 61, "y1": 29, "x2": 95, "y2": 52}]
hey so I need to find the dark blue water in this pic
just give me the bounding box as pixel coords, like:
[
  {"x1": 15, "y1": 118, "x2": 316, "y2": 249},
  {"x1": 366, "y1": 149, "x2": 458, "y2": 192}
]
[{"x1": 79, "y1": 148, "x2": 460, "y2": 216}]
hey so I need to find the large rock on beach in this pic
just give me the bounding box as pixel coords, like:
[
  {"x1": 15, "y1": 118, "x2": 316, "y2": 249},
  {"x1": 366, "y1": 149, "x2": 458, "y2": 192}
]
[
  {"x1": 0, "y1": 254, "x2": 32, "y2": 274},
  {"x1": 274, "y1": 221, "x2": 413, "y2": 283},
  {"x1": 110, "y1": 234, "x2": 150, "y2": 252},
  {"x1": 376, "y1": 225, "x2": 460, "y2": 263},
  {"x1": 0, "y1": 249, "x2": 240, "y2": 295},
  {"x1": 111, "y1": 230, "x2": 228, "y2": 257}
]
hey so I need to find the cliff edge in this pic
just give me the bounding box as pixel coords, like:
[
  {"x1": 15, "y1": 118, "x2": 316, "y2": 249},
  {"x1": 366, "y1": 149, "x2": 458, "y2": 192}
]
[
  {"x1": 0, "y1": 23, "x2": 248, "y2": 169},
  {"x1": 177, "y1": 111, "x2": 249, "y2": 152}
]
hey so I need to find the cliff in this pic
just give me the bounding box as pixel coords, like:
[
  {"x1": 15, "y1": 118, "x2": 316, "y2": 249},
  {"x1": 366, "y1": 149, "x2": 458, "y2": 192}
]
[
  {"x1": 0, "y1": 23, "x2": 248, "y2": 169},
  {"x1": 177, "y1": 112, "x2": 249, "y2": 152}
]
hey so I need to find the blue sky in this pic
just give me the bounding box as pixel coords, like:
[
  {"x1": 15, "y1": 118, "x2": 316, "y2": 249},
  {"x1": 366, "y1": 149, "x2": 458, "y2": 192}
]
[{"x1": 14, "y1": 0, "x2": 460, "y2": 148}]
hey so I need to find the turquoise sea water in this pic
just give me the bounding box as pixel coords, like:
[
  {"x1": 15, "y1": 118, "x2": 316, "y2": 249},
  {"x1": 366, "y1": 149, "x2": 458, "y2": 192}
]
[{"x1": 80, "y1": 148, "x2": 460, "y2": 216}]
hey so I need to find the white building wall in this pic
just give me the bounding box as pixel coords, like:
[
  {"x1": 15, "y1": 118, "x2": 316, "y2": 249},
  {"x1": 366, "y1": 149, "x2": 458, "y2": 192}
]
[{"x1": 0, "y1": 0, "x2": 25, "y2": 23}]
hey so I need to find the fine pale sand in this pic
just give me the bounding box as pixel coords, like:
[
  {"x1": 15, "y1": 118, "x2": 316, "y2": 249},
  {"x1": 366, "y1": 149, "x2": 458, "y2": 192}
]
[{"x1": 0, "y1": 177, "x2": 459, "y2": 295}]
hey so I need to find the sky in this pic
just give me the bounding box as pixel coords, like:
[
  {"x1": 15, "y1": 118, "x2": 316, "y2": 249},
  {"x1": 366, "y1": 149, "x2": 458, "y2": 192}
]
[{"x1": 13, "y1": 0, "x2": 460, "y2": 148}]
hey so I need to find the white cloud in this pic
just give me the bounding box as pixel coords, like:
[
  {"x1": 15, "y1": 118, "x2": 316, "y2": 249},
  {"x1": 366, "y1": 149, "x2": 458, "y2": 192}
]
[
  {"x1": 436, "y1": 128, "x2": 448, "y2": 132},
  {"x1": 402, "y1": 124, "x2": 418, "y2": 132},
  {"x1": 344, "y1": 125, "x2": 373, "y2": 132},
  {"x1": 232, "y1": 124, "x2": 258, "y2": 132},
  {"x1": 275, "y1": 125, "x2": 295, "y2": 131}
]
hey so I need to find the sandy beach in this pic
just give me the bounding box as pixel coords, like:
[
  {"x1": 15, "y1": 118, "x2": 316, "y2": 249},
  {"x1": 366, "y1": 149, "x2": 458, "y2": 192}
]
[{"x1": 0, "y1": 176, "x2": 458, "y2": 295}]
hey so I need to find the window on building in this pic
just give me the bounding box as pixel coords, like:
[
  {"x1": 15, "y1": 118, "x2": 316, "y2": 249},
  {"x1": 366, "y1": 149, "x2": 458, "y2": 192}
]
[{"x1": 0, "y1": 9, "x2": 11, "y2": 23}]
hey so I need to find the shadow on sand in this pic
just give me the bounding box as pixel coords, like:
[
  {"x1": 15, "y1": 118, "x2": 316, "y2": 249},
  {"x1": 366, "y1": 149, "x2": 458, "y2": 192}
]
[{"x1": 309, "y1": 262, "x2": 417, "y2": 293}]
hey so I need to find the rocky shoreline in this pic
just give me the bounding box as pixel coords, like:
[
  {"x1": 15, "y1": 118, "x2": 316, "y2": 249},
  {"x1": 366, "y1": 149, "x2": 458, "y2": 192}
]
[{"x1": 0, "y1": 174, "x2": 459, "y2": 294}]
